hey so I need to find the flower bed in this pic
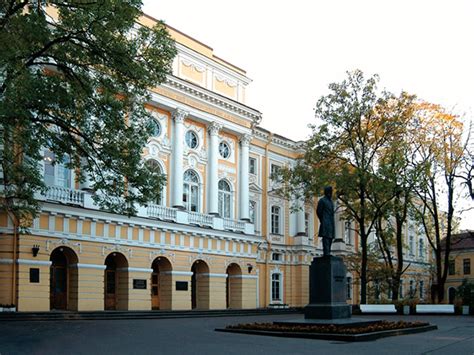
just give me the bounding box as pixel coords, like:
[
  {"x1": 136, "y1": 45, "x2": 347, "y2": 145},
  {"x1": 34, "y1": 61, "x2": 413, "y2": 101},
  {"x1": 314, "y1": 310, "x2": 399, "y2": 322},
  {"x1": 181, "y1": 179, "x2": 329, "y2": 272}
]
[{"x1": 226, "y1": 320, "x2": 429, "y2": 335}]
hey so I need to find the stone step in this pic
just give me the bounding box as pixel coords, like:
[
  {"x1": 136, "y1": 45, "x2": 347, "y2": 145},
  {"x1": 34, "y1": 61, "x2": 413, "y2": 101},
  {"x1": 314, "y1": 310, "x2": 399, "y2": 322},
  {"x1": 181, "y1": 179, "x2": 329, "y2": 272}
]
[{"x1": 0, "y1": 308, "x2": 302, "y2": 321}]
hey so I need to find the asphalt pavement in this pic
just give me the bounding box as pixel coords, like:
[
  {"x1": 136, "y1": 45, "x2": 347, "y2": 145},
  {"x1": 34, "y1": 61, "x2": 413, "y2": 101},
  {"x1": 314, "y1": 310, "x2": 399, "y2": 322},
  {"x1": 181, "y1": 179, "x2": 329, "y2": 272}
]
[{"x1": 0, "y1": 313, "x2": 473, "y2": 355}]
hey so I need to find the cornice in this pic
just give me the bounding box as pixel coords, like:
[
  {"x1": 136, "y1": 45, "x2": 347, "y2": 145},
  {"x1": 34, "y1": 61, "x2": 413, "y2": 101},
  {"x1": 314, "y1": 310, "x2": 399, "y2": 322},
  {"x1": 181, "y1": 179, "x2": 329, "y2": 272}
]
[{"x1": 162, "y1": 75, "x2": 262, "y2": 126}]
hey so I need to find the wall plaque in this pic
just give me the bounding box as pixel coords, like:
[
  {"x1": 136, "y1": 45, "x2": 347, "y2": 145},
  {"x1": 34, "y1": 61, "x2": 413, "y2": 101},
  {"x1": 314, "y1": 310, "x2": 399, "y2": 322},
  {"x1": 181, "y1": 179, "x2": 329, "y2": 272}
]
[
  {"x1": 30, "y1": 268, "x2": 40, "y2": 283},
  {"x1": 133, "y1": 279, "x2": 147, "y2": 289},
  {"x1": 176, "y1": 281, "x2": 188, "y2": 291}
]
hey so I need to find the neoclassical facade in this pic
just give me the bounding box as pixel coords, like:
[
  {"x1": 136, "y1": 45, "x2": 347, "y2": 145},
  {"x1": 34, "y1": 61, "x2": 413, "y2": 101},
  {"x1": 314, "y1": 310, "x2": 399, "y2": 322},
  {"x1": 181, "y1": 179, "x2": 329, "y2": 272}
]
[{"x1": 0, "y1": 13, "x2": 431, "y2": 311}]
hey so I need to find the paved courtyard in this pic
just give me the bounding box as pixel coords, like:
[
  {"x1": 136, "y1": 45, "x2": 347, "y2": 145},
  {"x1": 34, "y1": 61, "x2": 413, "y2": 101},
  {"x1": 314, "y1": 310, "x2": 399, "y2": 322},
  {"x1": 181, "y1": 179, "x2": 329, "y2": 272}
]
[{"x1": 0, "y1": 313, "x2": 473, "y2": 354}]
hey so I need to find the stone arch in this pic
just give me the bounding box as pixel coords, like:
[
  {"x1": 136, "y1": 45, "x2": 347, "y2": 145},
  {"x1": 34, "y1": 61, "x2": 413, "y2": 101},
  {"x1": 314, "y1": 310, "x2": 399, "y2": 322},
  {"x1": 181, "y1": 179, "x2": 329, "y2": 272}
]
[
  {"x1": 151, "y1": 257, "x2": 173, "y2": 310},
  {"x1": 50, "y1": 246, "x2": 79, "y2": 311},
  {"x1": 226, "y1": 263, "x2": 242, "y2": 309},
  {"x1": 104, "y1": 252, "x2": 129, "y2": 310},
  {"x1": 191, "y1": 260, "x2": 210, "y2": 310}
]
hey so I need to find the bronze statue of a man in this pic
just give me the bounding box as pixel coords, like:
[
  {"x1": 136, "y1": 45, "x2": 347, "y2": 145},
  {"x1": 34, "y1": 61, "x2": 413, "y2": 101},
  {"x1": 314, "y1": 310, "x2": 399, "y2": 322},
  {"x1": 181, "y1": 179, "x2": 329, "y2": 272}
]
[{"x1": 316, "y1": 186, "x2": 335, "y2": 256}]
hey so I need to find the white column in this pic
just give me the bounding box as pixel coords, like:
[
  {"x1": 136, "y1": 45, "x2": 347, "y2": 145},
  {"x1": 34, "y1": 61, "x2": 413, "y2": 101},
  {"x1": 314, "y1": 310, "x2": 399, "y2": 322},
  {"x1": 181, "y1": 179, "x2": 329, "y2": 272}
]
[
  {"x1": 239, "y1": 134, "x2": 251, "y2": 221},
  {"x1": 207, "y1": 122, "x2": 221, "y2": 215},
  {"x1": 296, "y1": 198, "x2": 306, "y2": 236},
  {"x1": 171, "y1": 108, "x2": 188, "y2": 209}
]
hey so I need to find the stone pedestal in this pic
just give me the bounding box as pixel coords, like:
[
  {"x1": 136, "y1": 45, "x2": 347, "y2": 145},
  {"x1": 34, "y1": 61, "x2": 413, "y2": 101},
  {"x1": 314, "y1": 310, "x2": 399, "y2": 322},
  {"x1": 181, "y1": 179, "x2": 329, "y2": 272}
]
[{"x1": 304, "y1": 256, "x2": 351, "y2": 319}]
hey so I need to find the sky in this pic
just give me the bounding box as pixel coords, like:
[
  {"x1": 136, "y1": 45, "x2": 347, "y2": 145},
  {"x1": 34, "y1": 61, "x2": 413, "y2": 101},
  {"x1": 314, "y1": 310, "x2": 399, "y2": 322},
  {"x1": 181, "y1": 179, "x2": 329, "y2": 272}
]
[{"x1": 142, "y1": 0, "x2": 474, "y2": 228}]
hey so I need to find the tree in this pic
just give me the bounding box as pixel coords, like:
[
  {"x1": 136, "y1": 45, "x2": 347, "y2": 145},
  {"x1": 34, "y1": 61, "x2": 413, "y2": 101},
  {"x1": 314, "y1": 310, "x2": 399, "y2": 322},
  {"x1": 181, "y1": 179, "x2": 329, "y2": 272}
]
[
  {"x1": 370, "y1": 93, "x2": 427, "y2": 301},
  {"x1": 412, "y1": 103, "x2": 470, "y2": 303},
  {"x1": 0, "y1": 0, "x2": 176, "y2": 224},
  {"x1": 274, "y1": 70, "x2": 409, "y2": 303}
]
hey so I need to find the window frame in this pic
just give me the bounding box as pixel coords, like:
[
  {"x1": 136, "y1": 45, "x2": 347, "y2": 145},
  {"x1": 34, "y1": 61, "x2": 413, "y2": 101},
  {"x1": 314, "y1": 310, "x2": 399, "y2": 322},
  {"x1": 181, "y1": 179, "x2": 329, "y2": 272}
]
[
  {"x1": 463, "y1": 258, "x2": 471, "y2": 275},
  {"x1": 185, "y1": 130, "x2": 199, "y2": 150},
  {"x1": 43, "y1": 149, "x2": 73, "y2": 189},
  {"x1": 218, "y1": 179, "x2": 232, "y2": 218},
  {"x1": 271, "y1": 272, "x2": 283, "y2": 303},
  {"x1": 183, "y1": 169, "x2": 200, "y2": 212},
  {"x1": 218, "y1": 141, "x2": 231, "y2": 159},
  {"x1": 249, "y1": 157, "x2": 257, "y2": 175},
  {"x1": 271, "y1": 205, "x2": 281, "y2": 235}
]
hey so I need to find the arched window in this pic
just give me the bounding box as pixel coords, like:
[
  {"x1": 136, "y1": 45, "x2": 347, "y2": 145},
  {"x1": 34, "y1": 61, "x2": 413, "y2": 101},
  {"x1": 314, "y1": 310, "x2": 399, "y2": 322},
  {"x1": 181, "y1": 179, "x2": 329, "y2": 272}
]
[
  {"x1": 183, "y1": 170, "x2": 199, "y2": 212},
  {"x1": 218, "y1": 179, "x2": 232, "y2": 218},
  {"x1": 271, "y1": 206, "x2": 281, "y2": 235},
  {"x1": 145, "y1": 159, "x2": 163, "y2": 205},
  {"x1": 43, "y1": 149, "x2": 71, "y2": 188}
]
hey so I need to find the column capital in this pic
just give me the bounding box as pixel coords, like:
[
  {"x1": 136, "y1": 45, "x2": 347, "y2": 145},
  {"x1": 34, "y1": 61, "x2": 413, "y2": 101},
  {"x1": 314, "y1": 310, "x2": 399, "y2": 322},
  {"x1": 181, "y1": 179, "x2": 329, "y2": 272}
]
[
  {"x1": 208, "y1": 122, "x2": 222, "y2": 136},
  {"x1": 172, "y1": 108, "x2": 188, "y2": 123},
  {"x1": 239, "y1": 134, "x2": 252, "y2": 147}
]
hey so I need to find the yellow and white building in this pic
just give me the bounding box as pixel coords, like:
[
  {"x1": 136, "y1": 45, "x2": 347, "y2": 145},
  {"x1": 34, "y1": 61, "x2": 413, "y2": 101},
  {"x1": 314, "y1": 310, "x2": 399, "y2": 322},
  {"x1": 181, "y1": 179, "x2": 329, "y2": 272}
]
[{"x1": 0, "y1": 13, "x2": 432, "y2": 312}]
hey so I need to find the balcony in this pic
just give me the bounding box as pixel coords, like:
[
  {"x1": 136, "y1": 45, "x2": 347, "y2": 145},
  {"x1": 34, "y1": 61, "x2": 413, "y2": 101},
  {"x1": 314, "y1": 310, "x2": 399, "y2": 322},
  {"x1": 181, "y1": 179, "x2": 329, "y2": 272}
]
[
  {"x1": 39, "y1": 184, "x2": 256, "y2": 236},
  {"x1": 147, "y1": 204, "x2": 177, "y2": 222},
  {"x1": 223, "y1": 218, "x2": 246, "y2": 233},
  {"x1": 188, "y1": 211, "x2": 214, "y2": 228},
  {"x1": 44, "y1": 186, "x2": 84, "y2": 206}
]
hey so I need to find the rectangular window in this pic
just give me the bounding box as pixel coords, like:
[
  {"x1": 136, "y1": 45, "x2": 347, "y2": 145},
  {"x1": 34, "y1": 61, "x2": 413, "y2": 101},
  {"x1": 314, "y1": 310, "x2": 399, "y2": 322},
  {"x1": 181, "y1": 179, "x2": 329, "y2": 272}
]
[
  {"x1": 346, "y1": 277, "x2": 352, "y2": 300},
  {"x1": 249, "y1": 157, "x2": 257, "y2": 175},
  {"x1": 463, "y1": 259, "x2": 471, "y2": 275},
  {"x1": 419, "y1": 280, "x2": 424, "y2": 299},
  {"x1": 272, "y1": 253, "x2": 282, "y2": 261},
  {"x1": 271, "y1": 206, "x2": 281, "y2": 235},
  {"x1": 409, "y1": 236, "x2": 414, "y2": 256},
  {"x1": 409, "y1": 280, "x2": 415, "y2": 298},
  {"x1": 271, "y1": 273, "x2": 281, "y2": 301},
  {"x1": 344, "y1": 221, "x2": 352, "y2": 245},
  {"x1": 270, "y1": 164, "x2": 280, "y2": 177},
  {"x1": 449, "y1": 260, "x2": 455, "y2": 275}
]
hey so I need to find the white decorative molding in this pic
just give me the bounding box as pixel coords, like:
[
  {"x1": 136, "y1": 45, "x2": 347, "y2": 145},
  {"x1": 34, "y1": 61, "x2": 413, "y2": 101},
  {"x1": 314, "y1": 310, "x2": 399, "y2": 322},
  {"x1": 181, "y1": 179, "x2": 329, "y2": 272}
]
[
  {"x1": 0, "y1": 258, "x2": 14, "y2": 265},
  {"x1": 46, "y1": 238, "x2": 82, "y2": 254},
  {"x1": 71, "y1": 263, "x2": 106, "y2": 270},
  {"x1": 149, "y1": 249, "x2": 176, "y2": 263},
  {"x1": 199, "y1": 273, "x2": 228, "y2": 278},
  {"x1": 208, "y1": 121, "x2": 222, "y2": 136},
  {"x1": 17, "y1": 259, "x2": 52, "y2": 266},
  {"x1": 180, "y1": 58, "x2": 206, "y2": 73},
  {"x1": 161, "y1": 270, "x2": 193, "y2": 276},
  {"x1": 102, "y1": 244, "x2": 133, "y2": 258},
  {"x1": 214, "y1": 74, "x2": 237, "y2": 87},
  {"x1": 239, "y1": 134, "x2": 252, "y2": 147},
  {"x1": 119, "y1": 267, "x2": 153, "y2": 273},
  {"x1": 189, "y1": 252, "x2": 213, "y2": 266},
  {"x1": 229, "y1": 274, "x2": 258, "y2": 279},
  {"x1": 172, "y1": 107, "x2": 188, "y2": 123}
]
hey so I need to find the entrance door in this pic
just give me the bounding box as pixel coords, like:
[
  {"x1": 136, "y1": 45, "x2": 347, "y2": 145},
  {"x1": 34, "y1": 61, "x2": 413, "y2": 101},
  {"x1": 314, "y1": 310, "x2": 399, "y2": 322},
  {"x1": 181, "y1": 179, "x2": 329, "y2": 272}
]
[
  {"x1": 151, "y1": 272, "x2": 160, "y2": 309},
  {"x1": 105, "y1": 270, "x2": 117, "y2": 310},
  {"x1": 50, "y1": 265, "x2": 67, "y2": 310},
  {"x1": 191, "y1": 271, "x2": 197, "y2": 309}
]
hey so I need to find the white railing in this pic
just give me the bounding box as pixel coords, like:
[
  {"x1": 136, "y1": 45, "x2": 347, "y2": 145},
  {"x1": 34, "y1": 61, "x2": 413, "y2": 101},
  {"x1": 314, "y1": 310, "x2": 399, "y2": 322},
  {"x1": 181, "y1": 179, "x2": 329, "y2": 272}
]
[
  {"x1": 188, "y1": 211, "x2": 213, "y2": 228},
  {"x1": 223, "y1": 218, "x2": 245, "y2": 232},
  {"x1": 45, "y1": 186, "x2": 84, "y2": 206},
  {"x1": 147, "y1": 204, "x2": 177, "y2": 221}
]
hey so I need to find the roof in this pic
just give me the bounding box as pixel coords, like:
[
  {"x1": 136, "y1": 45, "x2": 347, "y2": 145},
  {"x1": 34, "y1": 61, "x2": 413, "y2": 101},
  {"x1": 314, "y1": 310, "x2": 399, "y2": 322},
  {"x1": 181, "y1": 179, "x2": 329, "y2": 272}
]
[{"x1": 441, "y1": 231, "x2": 474, "y2": 251}]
